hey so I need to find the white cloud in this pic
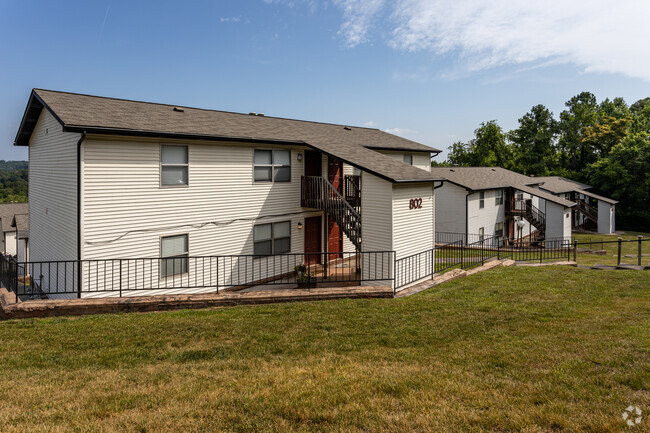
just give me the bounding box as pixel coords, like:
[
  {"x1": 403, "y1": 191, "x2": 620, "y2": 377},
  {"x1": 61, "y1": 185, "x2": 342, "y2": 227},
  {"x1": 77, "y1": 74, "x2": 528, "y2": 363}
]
[
  {"x1": 220, "y1": 16, "x2": 242, "y2": 23},
  {"x1": 363, "y1": 120, "x2": 376, "y2": 127},
  {"x1": 333, "y1": 0, "x2": 385, "y2": 47},
  {"x1": 330, "y1": 0, "x2": 650, "y2": 81}
]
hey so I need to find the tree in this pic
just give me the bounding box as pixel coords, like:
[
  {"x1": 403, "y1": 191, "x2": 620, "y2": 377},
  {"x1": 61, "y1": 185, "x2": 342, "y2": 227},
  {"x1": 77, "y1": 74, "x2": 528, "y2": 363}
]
[
  {"x1": 447, "y1": 121, "x2": 514, "y2": 168},
  {"x1": 558, "y1": 92, "x2": 598, "y2": 178},
  {"x1": 510, "y1": 104, "x2": 558, "y2": 176}
]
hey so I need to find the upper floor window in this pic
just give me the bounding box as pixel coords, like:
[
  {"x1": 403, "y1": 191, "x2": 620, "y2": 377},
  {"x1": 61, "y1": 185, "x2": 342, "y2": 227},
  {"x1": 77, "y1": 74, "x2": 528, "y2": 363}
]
[
  {"x1": 479, "y1": 191, "x2": 485, "y2": 209},
  {"x1": 495, "y1": 222, "x2": 503, "y2": 237},
  {"x1": 161, "y1": 145, "x2": 188, "y2": 186},
  {"x1": 516, "y1": 191, "x2": 524, "y2": 201},
  {"x1": 254, "y1": 221, "x2": 291, "y2": 255},
  {"x1": 495, "y1": 189, "x2": 504, "y2": 205},
  {"x1": 403, "y1": 154, "x2": 413, "y2": 165},
  {"x1": 160, "y1": 234, "x2": 188, "y2": 277},
  {"x1": 254, "y1": 149, "x2": 291, "y2": 182}
]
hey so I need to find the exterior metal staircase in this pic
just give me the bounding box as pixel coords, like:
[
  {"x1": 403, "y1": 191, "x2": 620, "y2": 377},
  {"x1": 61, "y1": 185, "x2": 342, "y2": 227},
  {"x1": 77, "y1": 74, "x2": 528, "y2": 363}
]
[
  {"x1": 509, "y1": 198, "x2": 546, "y2": 239},
  {"x1": 301, "y1": 175, "x2": 362, "y2": 251},
  {"x1": 575, "y1": 198, "x2": 598, "y2": 227}
]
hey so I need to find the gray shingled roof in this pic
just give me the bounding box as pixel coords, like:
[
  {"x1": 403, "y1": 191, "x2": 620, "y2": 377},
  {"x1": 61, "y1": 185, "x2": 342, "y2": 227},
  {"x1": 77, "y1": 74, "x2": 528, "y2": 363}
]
[
  {"x1": 536, "y1": 176, "x2": 592, "y2": 194},
  {"x1": 429, "y1": 167, "x2": 574, "y2": 207},
  {"x1": 0, "y1": 203, "x2": 28, "y2": 233},
  {"x1": 11, "y1": 213, "x2": 29, "y2": 239},
  {"x1": 16, "y1": 89, "x2": 442, "y2": 183},
  {"x1": 429, "y1": 167, "x2": 540, "y2": 190},
  {"x1": 537, "y1": 176, "x2": 617, "y2": 204}
]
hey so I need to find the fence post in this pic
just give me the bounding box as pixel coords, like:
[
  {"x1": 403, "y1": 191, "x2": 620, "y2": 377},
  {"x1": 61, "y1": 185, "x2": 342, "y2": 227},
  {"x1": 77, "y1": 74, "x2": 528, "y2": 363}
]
[
  {"x1": 216, "y1": 256, "x2": 219, "y2": 294},
  {"x1": 617, "y1": 237, "x2": 622, "y2": 266},
  {"x1": 393, "y1": 252, "x2": 397, "y2": 295},
  {"x1": 119, "y1": 260, "x2": 123, "y2": 298},
  {"x1": 14, "y1": 259, "x2": 18, "y2": 304},
  {"x1": 638, "y1": 236, "x2": 643, "y2": 267},
  {"x1": 573, "y1": 241, "x2": 577, "y2": 263},
  {"x1": 461, "y1": 242, "x2": 464, "y2": 269},
  {"x1": 540, "y1": 243, "x2": 543, "y2": 263}
]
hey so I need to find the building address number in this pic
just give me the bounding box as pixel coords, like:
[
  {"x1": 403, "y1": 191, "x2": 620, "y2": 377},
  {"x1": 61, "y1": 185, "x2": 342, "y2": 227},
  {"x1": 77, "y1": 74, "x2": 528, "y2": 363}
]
[{"x1": 409, "y1": 198, "x2": 423, "y2": 209}]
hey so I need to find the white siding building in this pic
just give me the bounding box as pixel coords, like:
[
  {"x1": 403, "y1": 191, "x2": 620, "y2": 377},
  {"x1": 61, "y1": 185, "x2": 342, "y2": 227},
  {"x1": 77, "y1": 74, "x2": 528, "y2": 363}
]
[
  {"x1": 430, "y1": 167, "x2": 575, "y2": 243},
  {"x1": 15, "y1": 89, "x2": 443, "y2": 297},
  {"x1": 536, "y1": 176, "x2": 617, "y2": 234}
]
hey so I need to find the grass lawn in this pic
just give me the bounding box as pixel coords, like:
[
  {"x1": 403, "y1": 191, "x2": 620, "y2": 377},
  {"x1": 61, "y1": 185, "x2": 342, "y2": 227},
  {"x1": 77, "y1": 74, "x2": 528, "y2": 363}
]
[
  {"x1": 1, "y1": 266, "x2": 648, "y2": 432},
  {"x1": 573, "y1": 232, "x2": 650, "y2": 267}
]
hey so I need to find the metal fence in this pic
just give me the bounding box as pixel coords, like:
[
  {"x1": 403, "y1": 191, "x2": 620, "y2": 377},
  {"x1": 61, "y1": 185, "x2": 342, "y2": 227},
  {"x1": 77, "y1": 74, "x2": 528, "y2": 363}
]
[
  {"x1": 1, "y1": 251, "x2": 395, "y2": 301},
  {"x1": 572, "y1": 236, "x2": 649, "y2": 266}
]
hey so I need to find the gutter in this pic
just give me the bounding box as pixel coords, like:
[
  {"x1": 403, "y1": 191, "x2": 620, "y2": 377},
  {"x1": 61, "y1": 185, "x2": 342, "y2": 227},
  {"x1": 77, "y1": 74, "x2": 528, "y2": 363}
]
[{"x1": 76, "y1": 131, "x2": 86, "y2": 299}]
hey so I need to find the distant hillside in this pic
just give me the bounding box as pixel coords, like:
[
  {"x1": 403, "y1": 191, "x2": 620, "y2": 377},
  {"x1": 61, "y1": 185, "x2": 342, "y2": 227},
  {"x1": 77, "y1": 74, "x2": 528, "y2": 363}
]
[{"x1": 0, "y1": 160, "x2": 28, "y2": 203}]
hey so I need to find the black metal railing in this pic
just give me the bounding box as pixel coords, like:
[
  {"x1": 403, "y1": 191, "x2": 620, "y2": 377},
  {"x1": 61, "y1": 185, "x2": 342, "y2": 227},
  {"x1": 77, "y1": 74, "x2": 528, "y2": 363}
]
[
  {"x1": 575, "y1": 199, "x2": 598, "y2": 224},
  {"x1": 436, "y1": 232, "x2": 503, "y2": 246},
  {"x1": 3, "y1": 251, "x2": 395, "y2": 300},
  {"x1": 498, "y1": 238, "x2": 571, "y2": 262},
  {"x1": 301, "y1": 176, "x2": 362, "y2": 250},
  {"x1": 343, "y1": 174, "x2": 361, "y2": 211},
  {"x1": 394, "y1": 237, "x2": 502, "y2": 290}
]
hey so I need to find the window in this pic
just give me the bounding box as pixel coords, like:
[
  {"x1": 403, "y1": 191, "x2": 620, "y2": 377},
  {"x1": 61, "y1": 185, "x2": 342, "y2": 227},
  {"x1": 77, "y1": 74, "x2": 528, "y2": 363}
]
[
  {"x1": 161, "y1": 145, "x2": 188, "y2": 186},
  {"x1": 254, "y1": 149, "x2": 291, "y2": 182},
  {"x1": 403, "y1": 154, "x2": 413, "y2": 165},
  {"x1": 160, "y1": 234, "x2": 188, "y2": 277},
  {"x1": 516, "y1": 191, "x2": 524, "y2": 201},
  {"x1": 478, "y1": 227, "x2": 484, "y2": 242},
  {"x1": 495, "y1": 189, "x2": 504, "y2": 205},
  {"x1": 254, "y1": 221, "x2": 291, "y2": 255},
  {"x1": 479, "y1": 191, "x2": 485, "y2": 209},
  {"x1": 352, "y1": 167, "x2": 361, "y2": 176},
  {"x1": 495, "y1": 222, "x2": 503, "y2": 237}
]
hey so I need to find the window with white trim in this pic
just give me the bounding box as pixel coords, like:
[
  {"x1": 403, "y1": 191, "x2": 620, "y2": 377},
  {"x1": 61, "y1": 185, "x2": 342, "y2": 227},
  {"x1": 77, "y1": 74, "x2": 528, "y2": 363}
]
[
  {"x1": 161, "y1": 234, "x2": 188, "y2": 277},
  {"x1": 161, "y1": 145, "x2": 188, "y2": 186},
  {"x1": 254, "y1": 149, "x2": 291, "y2": 182},
  {"x1": 479, "y1": 191, "x2": 485, "y2": 209},
  {"x1": 478, "y1": 227, "x2": 485, "y2": 242},
  {"x1": 495, "y1": 189, "x2": 504, "y2": 205},
  {"x1": 495, "y1": 222, "x2": 503, "y2": 237},
  {"x1": 516, "y1": 191, "x2": 524, "y2": 201},
  {"x1": 254, "y1": 221, "x2": 291, "y2": 255},
  {"x1": 403, "y1": 154, "x2": 413, "y2": 165}
]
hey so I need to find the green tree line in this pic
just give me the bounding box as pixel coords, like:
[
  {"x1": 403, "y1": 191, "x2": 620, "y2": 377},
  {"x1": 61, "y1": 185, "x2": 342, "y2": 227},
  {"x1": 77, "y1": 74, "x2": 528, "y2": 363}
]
[
  {"x1": 0, "y1": 160, "x2": 28, "y2": 203},
  {"x1": 442, "y1": 92, "x2": 650, "y2": 231}
]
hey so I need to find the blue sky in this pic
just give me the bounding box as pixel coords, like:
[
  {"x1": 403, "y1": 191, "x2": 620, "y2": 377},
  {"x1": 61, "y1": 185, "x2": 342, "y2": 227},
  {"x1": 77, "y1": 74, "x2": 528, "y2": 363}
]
[{"x1": 1, "y1": 0, "x2": 650, "y2": 161}]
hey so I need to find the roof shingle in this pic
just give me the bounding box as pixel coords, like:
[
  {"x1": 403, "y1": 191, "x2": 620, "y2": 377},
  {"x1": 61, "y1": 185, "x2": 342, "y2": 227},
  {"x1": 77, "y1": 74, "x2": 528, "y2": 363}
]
[{"x1": 18, "y1": 89, "x2": 442, "y2": 183}]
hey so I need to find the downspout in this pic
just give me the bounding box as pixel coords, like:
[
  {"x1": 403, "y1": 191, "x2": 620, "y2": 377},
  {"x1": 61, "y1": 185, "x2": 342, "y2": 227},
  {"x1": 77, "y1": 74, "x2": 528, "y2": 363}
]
[
  {"x1": 432, "y1": 181, "x2": 443, "y2": 250},
  {"x1": 76, "y1": 131, "x2": 86, "y2": 298},
  {"x1": 465, "y1": 190, "x2": 471, "y2": 242}
]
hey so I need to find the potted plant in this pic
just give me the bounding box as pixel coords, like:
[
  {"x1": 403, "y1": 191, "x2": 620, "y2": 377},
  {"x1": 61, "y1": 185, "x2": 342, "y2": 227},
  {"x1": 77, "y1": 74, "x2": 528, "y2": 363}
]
[{"x1": 295, "y1": 264, "x2": 316, "y2": 289}]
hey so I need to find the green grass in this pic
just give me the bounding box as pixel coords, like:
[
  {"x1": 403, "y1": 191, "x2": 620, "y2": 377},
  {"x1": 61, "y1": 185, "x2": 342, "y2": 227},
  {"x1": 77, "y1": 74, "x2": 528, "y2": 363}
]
[
  {"x1": 573, "y1": 232, "x2": 650, "y2": 267},
  {"x1": 0, "y1": 266, "x2": 648, "y2": 432}
]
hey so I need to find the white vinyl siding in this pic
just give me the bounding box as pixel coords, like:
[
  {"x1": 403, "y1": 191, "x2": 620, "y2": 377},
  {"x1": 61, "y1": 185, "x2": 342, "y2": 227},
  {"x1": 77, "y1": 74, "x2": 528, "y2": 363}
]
[
  {"x1": 376, "y1": 150, "x2": 431, "y2": 172},
  {"x1": 3, "y1": 231, "x2": 17, "y2": 256},
  {"x1": 392, "y1": 183, "x2": 434, "y2": 260},
  {"x1": 434, "y1": 182, "x2": 467, "y2": 235},
  {"x1": 360, "y1": 172, "x2": 393, "y2": 286},
  {"x1": 597, "y1": 201, "x2": 615, "y2": 234},
  {"x1": 28, "y1": 110, "x2": 79, "y2": 263},
  {"x1": 544, "y1": 201, "x2": 571, "y2": 240},
  {"x1": 467, "y1": 189, "x2": 505, "y2": 238},
  {"x1": 81, "y1": 139, "x2": 316, "y2": 297}
]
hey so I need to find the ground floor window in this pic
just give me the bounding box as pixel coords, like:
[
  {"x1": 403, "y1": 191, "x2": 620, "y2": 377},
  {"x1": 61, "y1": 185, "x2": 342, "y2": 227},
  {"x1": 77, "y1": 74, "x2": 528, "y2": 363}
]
[
  {"x1": 161, "y1": 234, "x2": 189, "y2": 277},
  {"x1": 478, "y1": 227, "x2": 484, "y2": 242},
  {"x1": 495, "y1": 222, "x2": 503, "y2": 237},
  {"x1": 254, "y1": 221, "x2": 291, "y2": 256}
]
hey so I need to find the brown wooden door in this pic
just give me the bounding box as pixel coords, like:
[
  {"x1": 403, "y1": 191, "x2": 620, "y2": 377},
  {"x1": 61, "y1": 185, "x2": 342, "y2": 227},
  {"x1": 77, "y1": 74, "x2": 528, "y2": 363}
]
[
  {"x1": 304, "y1": 151, "x2": 322, "y2": 177},
  {"x1": 304, "y1": 216, "x2": 321, "y2": 266},
  {"x1": 327, "y1": 157, "x2": 343, "y2": 258}
]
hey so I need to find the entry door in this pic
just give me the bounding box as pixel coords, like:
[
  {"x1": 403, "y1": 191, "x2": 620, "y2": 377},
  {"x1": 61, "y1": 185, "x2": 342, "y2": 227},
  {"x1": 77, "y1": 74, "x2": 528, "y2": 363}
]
[
  {"x1": 327, "y1": 157, "x2": 343, "y2": 258},
  {"x1": 304, "y1": 216, "x2": 322, "y2": 266},
  {"x1": 304, "y1": 151, "x2": 322, "y2": 177}
]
